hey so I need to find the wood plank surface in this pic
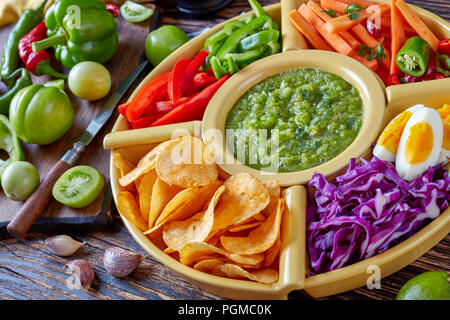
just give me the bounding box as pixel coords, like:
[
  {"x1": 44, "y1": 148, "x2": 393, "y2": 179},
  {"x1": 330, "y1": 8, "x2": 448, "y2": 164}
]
[
  {"x1": 0, "y1": 0, "x2": 449, "y2": 300},
  {"x1": 0, "y1": 14, "x2": 152, "y2": 228}
]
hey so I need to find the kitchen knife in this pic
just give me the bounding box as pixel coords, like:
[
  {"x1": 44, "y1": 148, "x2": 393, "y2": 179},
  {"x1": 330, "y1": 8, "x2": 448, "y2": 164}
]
[{"x1": 7, "y1": 61, "x2": 148, "y2": 238}]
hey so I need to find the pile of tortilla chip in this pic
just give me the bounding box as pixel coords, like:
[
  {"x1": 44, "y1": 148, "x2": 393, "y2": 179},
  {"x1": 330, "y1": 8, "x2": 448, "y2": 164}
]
[{"x1": 113, "y1": 136, "x2": 284, "y2": 285}]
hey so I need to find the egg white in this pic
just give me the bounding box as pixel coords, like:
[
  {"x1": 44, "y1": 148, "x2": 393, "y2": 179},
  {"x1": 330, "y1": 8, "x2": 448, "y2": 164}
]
[{"x1": 396, "y1": 107, "x2": 443, "y2": 181}]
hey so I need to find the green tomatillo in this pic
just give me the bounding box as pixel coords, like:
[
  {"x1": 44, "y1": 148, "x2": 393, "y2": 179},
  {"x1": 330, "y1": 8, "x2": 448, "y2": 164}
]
[
  {"x1": 145, "y1": 25, "x2": 189, "y2": 66},
  {"x1": 9, "y1": 82, "x2": 74, "y2": 145}
]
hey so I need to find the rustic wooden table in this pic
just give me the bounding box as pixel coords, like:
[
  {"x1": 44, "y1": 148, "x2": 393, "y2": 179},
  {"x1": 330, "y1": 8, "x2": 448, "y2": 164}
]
[{"x1": 0, "y1": 0, "x2": 448, "y2": 300}]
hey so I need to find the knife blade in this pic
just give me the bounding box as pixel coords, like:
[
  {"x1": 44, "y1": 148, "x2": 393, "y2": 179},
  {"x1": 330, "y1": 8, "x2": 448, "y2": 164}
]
[
  {"x1": 7, "y1": 61, "x2": 148, "y2": 238},
  {"x1": 79, "y1": 61, "x2": 147, "y2": 146}
]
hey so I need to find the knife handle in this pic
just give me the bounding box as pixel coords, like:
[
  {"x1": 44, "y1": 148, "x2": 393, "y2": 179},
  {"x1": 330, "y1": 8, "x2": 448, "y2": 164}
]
[{"x1": 7, "y1": 142, "x2": 85, "y2": 238}]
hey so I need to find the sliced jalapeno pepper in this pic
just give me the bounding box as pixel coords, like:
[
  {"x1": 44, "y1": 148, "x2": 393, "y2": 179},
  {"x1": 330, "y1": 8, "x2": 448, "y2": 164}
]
[
  {"x1": 436, "y1": 54, "x2": 450, "y2": 77},
  {"x1": 396, "y1": 37, "x2": 430, "y2": 77}
]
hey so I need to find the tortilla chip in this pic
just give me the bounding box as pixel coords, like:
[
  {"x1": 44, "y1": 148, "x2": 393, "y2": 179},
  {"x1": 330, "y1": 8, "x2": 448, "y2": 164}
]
[
  {"x1": 212, "y1": 264, "x2": 279, "y2": 284},
  {"x1": 220, "y1": 199, "x2": 284, "y2": 255},
  {"x1": 210, "y1": 172, "x2": 270, "y2": 236},
  {"x1": 155, "y1": 181, "x2": 221, "y2": 227},
  {"x1": 262, "y1": 180, "x2": 281, "y2": 217},
  {"x1": 228, "y1": 221, "x2": 263, "y2": 233},
  {"x1": 163, "y1": 186, "x2": 225, "y2": 251},
  {"x1": 148, "y1": 177, "x2": 184, "y2": 228},
  {"x1": 137, "y1": 170, "x2": 158, "y2": 222},
  {"x1": 116, "y1": 191, "x2": 147, "y2": 231},
  {"x1": 119, "y1": 141, "x2": 171, "y2": 187},
  {"x1": 179, "y1": 242, "x2": 264, "y2": 267},
  {"x1": 156, "y1": 136, "x2": 218, "y2": 188}
]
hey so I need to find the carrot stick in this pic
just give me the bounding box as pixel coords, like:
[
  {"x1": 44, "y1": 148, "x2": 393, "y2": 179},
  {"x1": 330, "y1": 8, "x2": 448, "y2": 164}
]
[
  {"x1": 308, "y1": 1, "x2": 361, "y2": 49},
  {"x1": 325, "y1": 3, "x2": 390, "y2": 34},
  {"x1": 288, "y1": 9, "x2": 334, "y2": 51},
  {"x1": 390, "y1": 0, "x2": 406, "y2": 74},
  {"x1": 395, "y1": 0, "x2": 439, "y2": 53},
  {"x1": 298, "y1": 4, "x2": 353, "y2": 56},
  {"x1": 351, "y1": 52, "x2": 379, "y2": 71},
  {"x1": 351, "y1": 23, "x2": 391, "y2": 70},
  {"x1": 320, "y1": 0, "x2": 348, "y2": 15}
]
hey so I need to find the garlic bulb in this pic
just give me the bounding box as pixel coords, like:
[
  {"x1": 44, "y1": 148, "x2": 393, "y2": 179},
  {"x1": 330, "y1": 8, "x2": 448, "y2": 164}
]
[
  {"x1": 64, "y1": 259, "x2": 95, "y2": 290},
  {"x1": 103, "y1": 247, "x2": 144, "y2": 277},
  {"x1": 45, "y1": 235, "x2": 85, "y2": 256}
]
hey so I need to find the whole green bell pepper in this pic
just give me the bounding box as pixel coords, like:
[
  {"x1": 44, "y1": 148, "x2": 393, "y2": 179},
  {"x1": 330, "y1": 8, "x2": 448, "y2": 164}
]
[
  {"x1": 0, "y1": 68, "x2": 32, "y2": 115},
  {"x1": 0, "y1": 115, "x2": 24, "y2": 181},
  {"x1": 9, "y1": 81, "x2": 74, "y2": 145},
  {"x1": 31, "y1": 0, "x2": 118, "y2": 69}
]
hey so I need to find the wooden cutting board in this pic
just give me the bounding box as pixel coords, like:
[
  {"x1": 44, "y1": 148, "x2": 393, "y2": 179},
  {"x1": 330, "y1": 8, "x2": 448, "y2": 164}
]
[{"x1": 0, "y1": 11, "x2": 157, "y2": 234}]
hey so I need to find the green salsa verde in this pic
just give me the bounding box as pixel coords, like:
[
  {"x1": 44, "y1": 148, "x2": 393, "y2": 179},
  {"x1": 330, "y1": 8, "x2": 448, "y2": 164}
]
[{"x1": 225, "y1": 68, "x2": 363, "y2": 173}]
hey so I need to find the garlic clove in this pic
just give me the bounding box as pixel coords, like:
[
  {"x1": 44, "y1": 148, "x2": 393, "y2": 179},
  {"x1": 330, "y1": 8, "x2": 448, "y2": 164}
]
[
  {"x1": 45, "y1": 235, "x2": 85, "y2": 256},
  {"x1": 64, "y1": 259, "x2": 95, "y2": 290},
  {"x1": 103, "y1": 247, "x2": 145, "y2": 277}
]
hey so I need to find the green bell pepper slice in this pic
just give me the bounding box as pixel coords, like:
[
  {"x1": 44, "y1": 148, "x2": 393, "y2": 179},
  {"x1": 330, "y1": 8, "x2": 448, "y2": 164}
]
[
  {"x1": 210, "y1": 56, "x2": 227, "y2": 79},
  {"x1": 216, "y1": 15, "x2": 272, "y2": 59},
  {"x1": 32, "y1": 0, "x2": 118, "y2": 69},
  {"x1": 238, "y1": 29, "x2": 279, "y2": 52},
  {"x1": 0, "y1": 68, "x2": 32, "y2": 115},
  {"x1": 248, "y1": 0, "x2": 268, "y2": 17},
  {"x1": 396, "y1": 37, "x2": 430, "y2": 77},
  {"x1": 224, "y1": 45, "x2": 267, "y2": 67},
  {"x1": 0, "y1": 115, "x2": 25, "y2": 181},
  {"x1": 226, "y1": 56, "x2": 240, "y2": 75}
]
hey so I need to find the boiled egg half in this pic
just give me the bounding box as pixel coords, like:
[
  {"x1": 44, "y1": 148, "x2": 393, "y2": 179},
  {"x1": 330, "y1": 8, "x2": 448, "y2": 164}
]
[
  {"x1": 373, "y1": 104, "x2": 424, "y2": 162},
  {"x1": 395, "y1": 107, "x2": 443, "y2": 181}
]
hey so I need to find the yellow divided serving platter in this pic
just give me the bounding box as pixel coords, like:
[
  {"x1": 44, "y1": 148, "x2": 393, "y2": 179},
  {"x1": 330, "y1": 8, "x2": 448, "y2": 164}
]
[{"x1": 105, "y1": 2, "x2": 450, "y2": 299}]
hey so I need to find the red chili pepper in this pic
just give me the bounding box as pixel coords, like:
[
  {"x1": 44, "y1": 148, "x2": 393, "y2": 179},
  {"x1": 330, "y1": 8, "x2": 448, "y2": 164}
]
[
  {"x1": 106, "y1": 3, "x2": 119, "y2": 18},
  {"x1": 403, "y1": 74, "x2": 422, "y2": 83},
  {"x1": 437, "y1": 39, "x2": 450, "y2": 55},
  {"x1": 150, "y1": 74, "x2": 230, "y2": 127},
  {"x1": 124, "y1": 72, "x2": 171, "y2": 121},
  {"x1": 180, "y1": 49, "x2": 209, "y2": 95},
  {"x1": 385, "y1": 74, "x2": 401, "y2": 86},
  {"x1": 193, "y1": 72, "x2": 217, "y2": 89},
  {"x1": 18, "y1": 22, "x2": 67, "y2": 79},
  {"x1": 168, "y1": 58, "x2": 191, "y2": 103}
]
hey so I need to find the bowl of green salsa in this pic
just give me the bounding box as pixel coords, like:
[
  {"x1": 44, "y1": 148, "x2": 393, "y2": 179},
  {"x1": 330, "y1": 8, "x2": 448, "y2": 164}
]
[{"x1": 202, "y1": 50, "x2": 386, "y2": 186}]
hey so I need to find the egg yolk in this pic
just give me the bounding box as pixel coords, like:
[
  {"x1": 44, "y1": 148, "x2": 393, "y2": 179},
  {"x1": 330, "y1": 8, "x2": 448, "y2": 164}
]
[
  {"x1": 378, "y1": 111, "x2": 412, "y2": 153},
  {"x1": 404, "y1": 121, "x2": 434, "y2": 164},
  {"x1": 438, "y1": 104, "x2": 450, "y2": 150}
]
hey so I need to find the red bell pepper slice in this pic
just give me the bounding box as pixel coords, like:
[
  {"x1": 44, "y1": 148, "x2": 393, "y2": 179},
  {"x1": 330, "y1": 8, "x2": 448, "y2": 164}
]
[
  {"x1": 168, "y1": 58, "x2": 191, "y2": 103},
  {"x1": 180, "y1": 49, "x2": 210, "y2": 96},
  {"x1": 118, "y1": 102, "x2": 130, "y2": 116},
  {"x1": 385, "y1": 74, "x2": 401, "y2": 86},
  {"x1": 193, "y1": 72, "x2": 217, "y2": 89},
  {"x1": 206, "y1": 67, "x2": 215, "y2": 77},
  {"x1": 437, "y1": 39, "x2": 450, "y2": 55},
  {"x1": 151, "y1": 74, "x2": 230, "y2": 127},
  {"x1": 125, "y1": 72, "x2": 171, "y2": 121},
  {"x1": 435, "y1": 73, "x2": 446, "y2": 80},
  {"x1": 130, "y1": 113, "x2": 166, "y2": 129}
]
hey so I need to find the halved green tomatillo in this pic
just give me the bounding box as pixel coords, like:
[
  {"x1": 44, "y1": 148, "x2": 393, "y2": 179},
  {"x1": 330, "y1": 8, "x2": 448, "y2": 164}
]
[
  {"x1": 120, "y1": 1, "x2": 153, "y2": 23},
  {"x1": 52, "y1": 165, "x2": 105, "y2": 208}
]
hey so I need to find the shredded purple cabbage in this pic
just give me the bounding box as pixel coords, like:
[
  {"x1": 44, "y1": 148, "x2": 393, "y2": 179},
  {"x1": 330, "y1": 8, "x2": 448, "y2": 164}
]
[{"x1": 306, "y1": 157, "x2": 450, "y2": 274}]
